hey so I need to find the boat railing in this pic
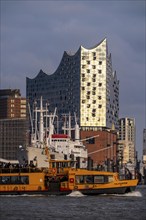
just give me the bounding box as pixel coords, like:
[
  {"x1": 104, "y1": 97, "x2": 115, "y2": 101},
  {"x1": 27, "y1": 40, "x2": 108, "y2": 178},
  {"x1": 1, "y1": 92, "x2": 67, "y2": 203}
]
[{"x1": 0, "y1": 167, "x2": 43, "y2": 174}]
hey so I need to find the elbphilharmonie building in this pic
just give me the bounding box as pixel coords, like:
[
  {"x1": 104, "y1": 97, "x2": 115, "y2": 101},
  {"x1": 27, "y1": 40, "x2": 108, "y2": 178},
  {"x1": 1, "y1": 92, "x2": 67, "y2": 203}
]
[{"x1": 26, "y1": 38, "x2": 119, "y2": 130}]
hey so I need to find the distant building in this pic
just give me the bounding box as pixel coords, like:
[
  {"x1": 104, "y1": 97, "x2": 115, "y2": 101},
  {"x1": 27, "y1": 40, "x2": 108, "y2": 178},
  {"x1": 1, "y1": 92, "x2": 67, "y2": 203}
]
[
  {"x1": 0, "y1": 89, "x2": 28, "y2": 160},
  {"x1": 0, "y1": 118, "x2": 28, "y2": 160},
  {"x1": 80, "y1": 130, "x2": 117, "y2": 170},
  {"x1": 118, "y1": 118, "x2": 136, "y2": 165},
  {"x1": 0, "y1": 89, "x2": 26, "y2": 119},
  {"x1": 142, "y1": 129, "x2": 146, "y2": 184},
  {"x1": 143, "y1": 129, "x2": 146, "y2": 156},
  {"x1": 26, "y1": 38, "x2": 119, "y2": 130}
]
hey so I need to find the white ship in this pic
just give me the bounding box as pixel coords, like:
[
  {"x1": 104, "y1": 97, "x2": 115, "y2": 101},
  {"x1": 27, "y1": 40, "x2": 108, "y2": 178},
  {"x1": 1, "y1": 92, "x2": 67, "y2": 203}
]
[{"x1": 18, "y1": 97, "x2": 87, "y2": 168}]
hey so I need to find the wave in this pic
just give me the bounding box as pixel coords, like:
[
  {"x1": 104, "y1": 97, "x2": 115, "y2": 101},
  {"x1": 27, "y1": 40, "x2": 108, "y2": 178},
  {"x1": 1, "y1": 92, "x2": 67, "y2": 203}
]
[
  {"x1": 121, "y1": 191, "x2": 142, "y2": 197},
  {"x1": 0, "y1": 194, "x2": 45, "y2": 197},
  {"x1": 67, "y1": 190, "x2": 86, "y2": 197},
  {"x1": 108, "y1": 190, "x2": 143, "y2": 197}
]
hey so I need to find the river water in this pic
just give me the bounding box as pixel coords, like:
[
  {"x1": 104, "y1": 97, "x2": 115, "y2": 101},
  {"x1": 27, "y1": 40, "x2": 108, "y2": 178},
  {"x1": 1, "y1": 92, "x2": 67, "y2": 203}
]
[{"x1": 0, "y1": 185, "x2": 145, "y2": 220}]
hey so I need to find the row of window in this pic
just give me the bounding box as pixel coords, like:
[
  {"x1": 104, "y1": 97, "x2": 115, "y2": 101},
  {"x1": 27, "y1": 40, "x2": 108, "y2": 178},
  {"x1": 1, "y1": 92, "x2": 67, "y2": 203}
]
[
  {"x1": 75, "y1": 175, "x2": 113, "y2": 184},
  {"x1": 82, "y1": 67, "x2": 102, "y2": 73},
  {"x1": 82, "y1": 58, "x2": 103, "y2": 66},
  {"x1": 0, "y1": 176, "x2": 29, "y2": 185}
]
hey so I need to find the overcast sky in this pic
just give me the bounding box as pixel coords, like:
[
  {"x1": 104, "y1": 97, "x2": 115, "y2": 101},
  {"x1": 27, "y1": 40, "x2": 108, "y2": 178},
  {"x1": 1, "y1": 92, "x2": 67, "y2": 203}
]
[{"x1": 0, "y1": 0, "x2": 145, "y2": 159}]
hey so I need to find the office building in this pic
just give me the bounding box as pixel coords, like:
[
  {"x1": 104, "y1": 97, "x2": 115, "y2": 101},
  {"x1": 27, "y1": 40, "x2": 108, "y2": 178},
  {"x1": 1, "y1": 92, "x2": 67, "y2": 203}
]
[{"x1": 118, "y1": 118, "x2": 136, "y2": 164}]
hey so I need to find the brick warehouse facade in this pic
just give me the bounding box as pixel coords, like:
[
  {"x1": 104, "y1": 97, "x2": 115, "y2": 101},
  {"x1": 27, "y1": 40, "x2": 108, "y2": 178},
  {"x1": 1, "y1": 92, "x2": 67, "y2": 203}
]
[{"x1": 80, "y1": 130, "x2": 117, "y2": 170}]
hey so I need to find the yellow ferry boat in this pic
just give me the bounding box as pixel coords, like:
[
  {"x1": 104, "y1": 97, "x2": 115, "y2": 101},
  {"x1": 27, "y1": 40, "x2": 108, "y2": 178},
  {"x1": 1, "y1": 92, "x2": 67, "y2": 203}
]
[{"x1": 0, "y1": 160, "x2": 138, "y2": 195}]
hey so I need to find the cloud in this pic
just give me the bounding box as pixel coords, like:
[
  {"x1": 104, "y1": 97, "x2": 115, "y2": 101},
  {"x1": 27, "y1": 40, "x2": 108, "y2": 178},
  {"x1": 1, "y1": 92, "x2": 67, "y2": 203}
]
[{"x1": 0, "y1": 0, "x2": 145, "y2": 158}]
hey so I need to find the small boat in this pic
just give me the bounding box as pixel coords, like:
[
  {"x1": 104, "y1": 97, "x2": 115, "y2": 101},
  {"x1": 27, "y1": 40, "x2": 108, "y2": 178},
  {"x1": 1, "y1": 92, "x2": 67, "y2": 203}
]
[{"x1": 0, "y1": 159, "x2": 138, "y2": 195}]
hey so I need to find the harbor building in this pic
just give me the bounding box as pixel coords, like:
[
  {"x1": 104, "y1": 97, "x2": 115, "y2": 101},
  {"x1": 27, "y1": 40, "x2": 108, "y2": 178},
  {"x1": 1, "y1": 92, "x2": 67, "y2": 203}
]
[
  {"x1": 118, "y1": 118, "x2": 136, "y2": 165},
  {"x1": 80, "y1": 130, "x2": 117, "y2": 170},
  {"x1": 0, "y1": 89, "x2": 28, "y2": 160},
  {"x1": 26, "y1": 39, "x2": 119, "y2": 167}
]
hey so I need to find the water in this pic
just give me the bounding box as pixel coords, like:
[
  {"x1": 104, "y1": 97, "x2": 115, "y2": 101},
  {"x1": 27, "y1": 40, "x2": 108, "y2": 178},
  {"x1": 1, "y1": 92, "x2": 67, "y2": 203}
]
[{"x1": 0, "y1": 186, "x2": 145, "y2": 220}]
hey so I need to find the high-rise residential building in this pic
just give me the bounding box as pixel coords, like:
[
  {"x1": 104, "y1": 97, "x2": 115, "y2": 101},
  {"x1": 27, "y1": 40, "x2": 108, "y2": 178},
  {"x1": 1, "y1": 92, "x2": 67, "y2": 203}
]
[
  {"x1": 26, "y1": 38, "x2": 119, "y2": 131},
  {"x1": 0, "y1": 89, "x2": 26, "y2": 119},
  {"x1": 0, "y1": 89, "x2": 28, "y2": 160},
  {"x1": 118, "y1": 118, "x2": 136, "y2": 165}
]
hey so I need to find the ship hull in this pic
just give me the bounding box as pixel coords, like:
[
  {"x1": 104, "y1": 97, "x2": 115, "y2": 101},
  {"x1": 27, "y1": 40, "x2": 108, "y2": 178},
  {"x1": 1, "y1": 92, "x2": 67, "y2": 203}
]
[{"x1": 0, "y1": 186, "x2": 137, "y2": 196}]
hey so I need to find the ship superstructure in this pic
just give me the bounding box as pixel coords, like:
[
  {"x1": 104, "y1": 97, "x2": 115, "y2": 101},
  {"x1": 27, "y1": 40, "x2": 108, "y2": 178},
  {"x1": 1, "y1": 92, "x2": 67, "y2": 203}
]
[{"x1": 18, "y1": 97, "x2": 87, "y2": 168}]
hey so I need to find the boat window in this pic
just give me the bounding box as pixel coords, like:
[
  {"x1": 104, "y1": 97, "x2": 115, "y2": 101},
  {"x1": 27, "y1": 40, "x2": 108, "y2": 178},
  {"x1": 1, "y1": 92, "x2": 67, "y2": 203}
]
[
  {"x1": 1, "y1": 176, "x2": 11, "y2": 184},
  {"x1": 0, "y1": 176, "x2": 29, "y2": 184},
  {"x1": 84, "y1": 175, "x2": 94, "y2": 184},
  {"x1": 75, "y1": 175, "x2": 94, "y2": 184},
  {"x1": 108, "y1": 176, "x2": 114, "y2": 183},
  {"x1": 94, "y1": 175, "x2": 104, "y2": 183},
  {"x1": 75, "y1": 175, "x2": 84, "y2": 184},
  {"x1": 11, "y1": 176, "x2": 20, "y2": 184},
  {"x1": 20, "y1": 176, "x2": 29, "y2": 184}
]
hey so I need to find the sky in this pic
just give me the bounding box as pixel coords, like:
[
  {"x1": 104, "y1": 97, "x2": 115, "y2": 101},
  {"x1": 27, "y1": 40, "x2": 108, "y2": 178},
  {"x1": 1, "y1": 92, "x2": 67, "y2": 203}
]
[{"x1": 0, "y1": 0, "x2": 145, "y2": 159}]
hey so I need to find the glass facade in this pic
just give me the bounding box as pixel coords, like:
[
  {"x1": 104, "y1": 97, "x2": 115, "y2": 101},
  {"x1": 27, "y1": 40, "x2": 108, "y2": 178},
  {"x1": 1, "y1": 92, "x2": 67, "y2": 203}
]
[{"x1": 26, "y1": 38, "x2": 119, "y2": 130}]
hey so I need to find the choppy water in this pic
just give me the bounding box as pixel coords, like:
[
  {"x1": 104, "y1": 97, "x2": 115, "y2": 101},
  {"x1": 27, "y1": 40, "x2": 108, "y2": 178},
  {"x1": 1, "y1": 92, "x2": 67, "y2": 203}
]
[{"x1": 0, "y1": 185, "x2": 145, "y2": 220}]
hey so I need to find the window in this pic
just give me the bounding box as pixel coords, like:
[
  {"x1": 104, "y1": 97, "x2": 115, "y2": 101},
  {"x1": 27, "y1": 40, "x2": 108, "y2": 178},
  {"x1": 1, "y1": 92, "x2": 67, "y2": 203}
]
[
  {"x1": 75, "y1": 175, "x2": 94, "y2": 184},
  {"x1": 99, "y1": 61, "x2": 102, "y2": 65},
  {"x1": 98, "y1": 83, "x2": 102, "y2": 87},
  {"x1": 94, "y1": 175, "x2": 104, "y2": 183},
  {"x1": 87, "y1": 83, "x2": 91, "y2": 86},
  {"x1": 1, "y1": 176, "x2": 11, "y2": 184},
  {"x1": 86, "y1": 137, "x2": 95, "y2": 144},
  {"x1": 0, "y1": 176, "x2": 29, "y2": 184},
  {"x1": 87, "y1": 61, "x2": 90, "y2": 64},
  {"x1": 84, "y1": 175, "x2": 94, "y2": 184},
  {"x1": 98, "y1": 70, "x2": 102, "y2": 74},
  {"x1": 75, "y1": 175, "x2": 84, "y2": 184}
]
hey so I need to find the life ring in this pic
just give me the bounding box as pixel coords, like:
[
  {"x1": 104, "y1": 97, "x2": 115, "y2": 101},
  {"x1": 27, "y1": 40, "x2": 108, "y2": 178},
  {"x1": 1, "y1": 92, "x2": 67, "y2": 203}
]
[{"x1": 70, "y1": 178, "x2": 74, "y2": 183}]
